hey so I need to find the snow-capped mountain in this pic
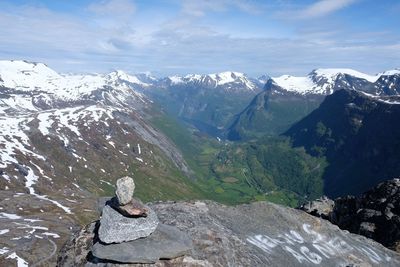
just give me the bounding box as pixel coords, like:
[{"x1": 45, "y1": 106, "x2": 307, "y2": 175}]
[
  {"x1": 269, "y1": 68, "x2": 400, "y2": 96},
  {"x1": 164, "y1": 71, "x2": 263, "y2": 92},
  {"x1": 0, "y1": 60, "x2": 152, "y2": 110},
  {"x1": 0, "y1": 60, "x2": 193, "y2": 262}
]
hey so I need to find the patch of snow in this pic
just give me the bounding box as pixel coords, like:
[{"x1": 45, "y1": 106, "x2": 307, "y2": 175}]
[
  {"x1": 0, "y1": 247, "x2": 9, "y2": 255},
  {"x1": 108, "y1": 141, "x2": 115, "y2": 148},
  {"x1": 2, "y1": 174, "x2": 10, "y2": 182},
  {"x1": 42, "y1": 232, "x2": 60, "y2": 238},
  {"x1": 23, "y1": 218, "x2": 42, "y2": 223},
  {"x1": 313, "y1": 68, "x2": 379, "y2": 83},
  {"x1": 378, "y1": 69, "x2": 400, "y2": 76},
  {"x1": 0, "y1": 212, "x2": 22, "y2": 220},
  {"x1": 168, "y1": 75, "x2": 184, "y2": 84},
  {"x1": 137, "y1": 143, "x2": 141, "y2": 154},
  {"x1": 135, "y1": 157, "x2": 143, "y2": 162},
  {"x1": 272, "y1": 75, "x2": 316, "y2": 94},
  {"x1": 0, "y1": 229, "x2": 10, "y2": 235},
  {"x1": 25, "y1": 167, "x2": 72, "y2": 214},
  {"x1": 100, "y1": 180, "x2": 114, "y2": 187},
  {"x1": 6, "y1": 252, "x2": 28, "y2": 267}
]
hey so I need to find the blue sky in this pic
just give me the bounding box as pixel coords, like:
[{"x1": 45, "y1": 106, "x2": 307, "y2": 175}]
[{"x1": 0, "y1": 0, "x2": 399, "y2": 76}]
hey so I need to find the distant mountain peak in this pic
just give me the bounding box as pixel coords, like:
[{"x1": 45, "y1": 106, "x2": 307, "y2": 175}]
[
  {"x1": 166, "y1": 71, "x2": 258, "y2": 91},
  {"x1": 270, "y1": 68, "x2": 396, "y2": 95},
  {"x1": 107, "y1": 70, "x2": 151, "y2": 87},
  {"x1": 310, "y1": 68, "x2": 379, "y2": 83},
  {"x1": 379, "y1": 69, "x2": 400, "y2": 76}
]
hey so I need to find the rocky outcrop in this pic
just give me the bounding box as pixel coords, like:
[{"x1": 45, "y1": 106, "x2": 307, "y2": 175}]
[
  {"x1": 300, "y1": 178, "x2": 400, "y2": 252},
  {"x1": 58, "y1": 200, "x2": 400, "y2": 266},
  {"x1": 299, "y1": 196, "x2": 334, "y2": 219}
]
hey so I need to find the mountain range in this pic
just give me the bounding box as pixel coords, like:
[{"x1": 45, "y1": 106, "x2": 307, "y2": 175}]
[{"x1": 227, "y1": 68, "x2": 400, "y2": 140}]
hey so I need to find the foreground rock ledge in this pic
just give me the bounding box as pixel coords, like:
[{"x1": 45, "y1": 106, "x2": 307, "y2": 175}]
[
  {"x1": 58, "y1": 200, "x2": 400, "y2": 267},
  {"x1": 93, "y1": 224, "x2": 192, "y2": 263}
]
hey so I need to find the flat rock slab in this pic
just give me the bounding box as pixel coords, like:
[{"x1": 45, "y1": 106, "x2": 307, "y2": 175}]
[
  {"x1": 98, "y1": 205, "x2": 158, "y2": 244},
  {"x1": 92, "y1": 223, "x2": 193, "y2": 263}
]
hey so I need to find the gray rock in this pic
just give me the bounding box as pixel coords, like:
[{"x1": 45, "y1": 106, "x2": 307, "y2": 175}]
[
  {"x1": 92, "y1": 224, "x2": 193, "y2": 264},
  {"x1": 98, "y1": 205, "x2": 158, "y2": 244},
  {"x1": 59, "y1": 200, "x2": 400, "y2": 267},
  {"x1": 303, "y1": 179, "x2": 400, "y2": 252},
  {"x1": 115, "y1": 176, "x2": 135, "y2": 205},
  {"x1": 299, "y1": 196, "x2": 334, "y2": 219}
]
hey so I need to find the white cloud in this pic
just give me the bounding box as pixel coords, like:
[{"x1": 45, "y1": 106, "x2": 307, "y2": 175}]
[
  {"x1": 297, "y1": 0, "x2": 359, "y2": 18},
  {"x1": 180, "y1": 0, "x2": 262, "y2": 17},
  {"x1": 88, "y1": 0, "x2": 136, "y2": 18}
]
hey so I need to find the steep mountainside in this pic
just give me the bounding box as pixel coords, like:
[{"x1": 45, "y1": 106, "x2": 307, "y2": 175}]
[
  {"x1": 58, "y1": 200, "x2": 400, "y2": 267},
  {"x1": 285, "y1": 89, "x2": 400, "y2": 197},
  {"x1": 0, "y1": 60, "x2": 202, "y2": 264},
  {"x1": 227, "y1": 68, "x2": 400, "y2": 140},
  {"x1": 227, "y1": 85, "x2": 322, "y2": 140},
  {"x1": 301, "y1": 179, "x2": 400, "y2": 252},
  {"x1": 146, "y1": 72, "x2": 265, "y2": 136}
]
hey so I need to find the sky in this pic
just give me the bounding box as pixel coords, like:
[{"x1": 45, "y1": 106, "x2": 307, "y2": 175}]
[{"x1": 0, "y1": 0, "x2": 399, "y2": 77}]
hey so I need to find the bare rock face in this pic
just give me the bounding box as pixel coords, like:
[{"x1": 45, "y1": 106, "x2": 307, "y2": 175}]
[
  {"x1": 58, "y1": 200, "x2": 400, "y2": 267},
  {"x1": 299, "y1": 196, "x2": 334, "y2": 219},
  {"x1": 98, "y1": 205, "x2": 158, "y2": 244},
  {"x1": 301, "y1": 178, "x2": 400, "y2": 252},
  {"x1": 116, "y1": 176, "x2": 135, "y2": 205}
]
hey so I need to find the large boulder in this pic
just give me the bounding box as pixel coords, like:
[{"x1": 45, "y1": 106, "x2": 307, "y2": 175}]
[{"x1": 98, "y1": 205, "x2": 158, "y2": 244}]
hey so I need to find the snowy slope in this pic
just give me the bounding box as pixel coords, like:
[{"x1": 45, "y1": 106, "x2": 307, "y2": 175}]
[
  {"x1": 0, "y1": 60, "x2": 197, "y2": 265},
  {"x1": 0, "y1": 60, "x2": 149, "y2": 210}
]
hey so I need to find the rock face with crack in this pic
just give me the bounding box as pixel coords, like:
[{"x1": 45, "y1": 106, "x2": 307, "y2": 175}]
[{"x1": 58, "y1": 200, "x2": 400, "y2": 266}]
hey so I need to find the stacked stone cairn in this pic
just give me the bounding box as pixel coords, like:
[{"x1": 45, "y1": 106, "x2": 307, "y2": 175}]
[{"x1": 91, "y1": 176, "x2": 192, "y2": 264}]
